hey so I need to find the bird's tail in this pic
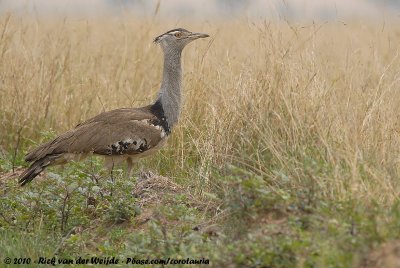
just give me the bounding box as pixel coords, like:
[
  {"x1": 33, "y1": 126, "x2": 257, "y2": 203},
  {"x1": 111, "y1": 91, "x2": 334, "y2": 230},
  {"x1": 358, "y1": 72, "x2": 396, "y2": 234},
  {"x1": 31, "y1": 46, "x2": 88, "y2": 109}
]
[{"x1": 19, "y1": 154, "x2": 61, "y2": 186}]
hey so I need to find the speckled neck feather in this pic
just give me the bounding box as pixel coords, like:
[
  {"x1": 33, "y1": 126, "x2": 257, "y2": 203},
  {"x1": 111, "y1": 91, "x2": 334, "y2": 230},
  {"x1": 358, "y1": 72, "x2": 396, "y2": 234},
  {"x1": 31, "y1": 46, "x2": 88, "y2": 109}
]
[{"x1": 156, "y1": 47, "x2": 182, "y2": 130}]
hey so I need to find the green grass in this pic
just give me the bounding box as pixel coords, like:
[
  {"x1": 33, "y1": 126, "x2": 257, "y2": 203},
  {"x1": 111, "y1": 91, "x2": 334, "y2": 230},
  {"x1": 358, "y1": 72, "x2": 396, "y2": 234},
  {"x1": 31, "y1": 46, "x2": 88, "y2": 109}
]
[{"x1": 2, "y1": 151, "x2": 400, "y2": 267}]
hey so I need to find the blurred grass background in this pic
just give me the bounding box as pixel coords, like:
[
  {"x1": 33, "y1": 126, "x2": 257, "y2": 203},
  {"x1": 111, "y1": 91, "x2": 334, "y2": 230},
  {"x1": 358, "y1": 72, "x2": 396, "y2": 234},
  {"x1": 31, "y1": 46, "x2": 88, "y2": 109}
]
[{"x1": 1, "y1": 14, "x2": 400, "y2": 267}]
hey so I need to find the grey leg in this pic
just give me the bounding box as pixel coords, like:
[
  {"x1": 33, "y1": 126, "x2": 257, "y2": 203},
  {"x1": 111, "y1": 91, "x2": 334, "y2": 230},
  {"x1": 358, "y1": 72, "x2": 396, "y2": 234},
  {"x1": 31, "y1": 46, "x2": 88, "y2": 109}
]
[{"x1": 126, "y1": 157, "x2": 135, "y2": 178}]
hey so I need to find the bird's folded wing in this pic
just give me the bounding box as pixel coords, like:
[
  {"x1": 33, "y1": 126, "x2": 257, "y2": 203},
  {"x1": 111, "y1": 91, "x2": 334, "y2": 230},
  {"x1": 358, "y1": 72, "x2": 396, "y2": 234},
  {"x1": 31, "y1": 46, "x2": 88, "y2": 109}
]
[
  {"x1": 71, "y1": 119, "x2": 165, "y2": 156},
  {"x1": 25, "y1": 108, "x2": 165, "y2": 161}
]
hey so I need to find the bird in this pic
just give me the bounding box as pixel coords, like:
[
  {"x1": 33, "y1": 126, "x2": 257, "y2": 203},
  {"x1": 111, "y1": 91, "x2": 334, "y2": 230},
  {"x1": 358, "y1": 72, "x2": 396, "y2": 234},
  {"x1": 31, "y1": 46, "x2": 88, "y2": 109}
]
[{"x1": 19, "y1": 28, "x2": 209, "y2": 186}]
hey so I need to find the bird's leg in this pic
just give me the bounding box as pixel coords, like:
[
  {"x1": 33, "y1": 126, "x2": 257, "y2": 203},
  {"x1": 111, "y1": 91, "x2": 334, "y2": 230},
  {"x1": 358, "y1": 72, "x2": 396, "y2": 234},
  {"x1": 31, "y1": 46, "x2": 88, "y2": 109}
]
[
  {"x1": 104, "y1": 157, "x2": 116, "y2": 182},
  {"x1": 110, "y1": 161, "x2": 115, "y2": 183},
  {"x1": 104, "y1": 157, "x2": 116, "y2": 196},
  {"x1": 109, "y1": 161, "x2": 115, "y2": 197},
  {"x1": 89, "y1": 156, "x2": 100, "y2": 184},
  {"x1": 126, "y1": 157, "x2": 134, "y2": 179}
]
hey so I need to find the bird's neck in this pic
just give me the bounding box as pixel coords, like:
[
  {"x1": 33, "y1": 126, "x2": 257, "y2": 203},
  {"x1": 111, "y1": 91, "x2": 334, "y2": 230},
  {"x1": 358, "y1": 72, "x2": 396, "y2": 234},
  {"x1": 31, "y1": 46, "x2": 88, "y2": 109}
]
[{"x1": 157, "y1": 49, "x2": 182, "y2": 129}]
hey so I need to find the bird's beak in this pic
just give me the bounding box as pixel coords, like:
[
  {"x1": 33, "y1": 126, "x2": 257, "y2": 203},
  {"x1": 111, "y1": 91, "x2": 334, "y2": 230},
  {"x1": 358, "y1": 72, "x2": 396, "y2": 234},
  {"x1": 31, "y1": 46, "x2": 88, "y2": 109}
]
[{"x1": 189, "y1": 32, "x2": 210, "y2": 40}]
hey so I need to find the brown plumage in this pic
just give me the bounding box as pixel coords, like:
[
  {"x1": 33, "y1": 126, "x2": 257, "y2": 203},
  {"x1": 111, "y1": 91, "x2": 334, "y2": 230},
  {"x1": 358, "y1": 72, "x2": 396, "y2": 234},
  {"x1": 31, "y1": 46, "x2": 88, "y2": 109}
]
[
  {"x1": 19, "y1": 28, "x2": 209, "y2": 186},
  {"x1": 20, "y1": 105, "x2": 167, "y2": 186}
]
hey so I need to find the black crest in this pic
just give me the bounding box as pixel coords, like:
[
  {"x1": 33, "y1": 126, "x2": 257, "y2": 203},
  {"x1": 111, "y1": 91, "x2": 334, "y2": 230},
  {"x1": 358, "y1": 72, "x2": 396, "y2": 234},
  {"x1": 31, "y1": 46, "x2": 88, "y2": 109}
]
[{"x1": 153, "y1": 28, "x2": 190, "y2": 43}]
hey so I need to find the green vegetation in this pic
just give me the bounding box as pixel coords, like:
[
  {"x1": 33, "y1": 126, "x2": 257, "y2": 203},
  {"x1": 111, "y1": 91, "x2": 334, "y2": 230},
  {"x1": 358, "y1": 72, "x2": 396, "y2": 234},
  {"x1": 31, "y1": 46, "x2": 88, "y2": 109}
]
[{"x1": 1, "y1": 16, "x2": 400, "y2": 267}]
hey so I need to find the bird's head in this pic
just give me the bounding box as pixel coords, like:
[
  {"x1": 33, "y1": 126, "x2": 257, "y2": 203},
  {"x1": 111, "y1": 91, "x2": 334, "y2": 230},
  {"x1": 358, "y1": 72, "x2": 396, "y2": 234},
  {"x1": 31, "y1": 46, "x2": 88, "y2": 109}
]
[{"x1": 154, "y1": 28, "x2": 209, "y2": 52}]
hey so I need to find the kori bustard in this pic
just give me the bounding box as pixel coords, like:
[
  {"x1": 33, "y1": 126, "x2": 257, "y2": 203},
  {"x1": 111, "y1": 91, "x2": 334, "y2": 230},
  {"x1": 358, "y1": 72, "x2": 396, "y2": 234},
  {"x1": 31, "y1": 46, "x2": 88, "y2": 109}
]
[{"x1": 19, "y1": 28, "x2": 209, "y2": 186}]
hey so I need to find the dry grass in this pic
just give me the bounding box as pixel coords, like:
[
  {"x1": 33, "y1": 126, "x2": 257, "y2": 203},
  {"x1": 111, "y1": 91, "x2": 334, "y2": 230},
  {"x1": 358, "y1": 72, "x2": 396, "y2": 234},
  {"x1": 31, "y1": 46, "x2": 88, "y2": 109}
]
[
  {"x1": 362, "y1": 240, "x2": 400, "y2": 268},
  {"x1": 1, "y1": 15, "x2": 400, "y2": 207}
]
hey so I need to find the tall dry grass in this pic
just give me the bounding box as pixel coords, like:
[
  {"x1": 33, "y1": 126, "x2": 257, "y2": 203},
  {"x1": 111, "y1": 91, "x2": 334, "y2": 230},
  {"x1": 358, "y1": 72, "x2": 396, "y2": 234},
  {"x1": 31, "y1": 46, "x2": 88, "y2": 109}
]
[{"x1": 1, "y1": 15, "x2": 400, "y2": 205}]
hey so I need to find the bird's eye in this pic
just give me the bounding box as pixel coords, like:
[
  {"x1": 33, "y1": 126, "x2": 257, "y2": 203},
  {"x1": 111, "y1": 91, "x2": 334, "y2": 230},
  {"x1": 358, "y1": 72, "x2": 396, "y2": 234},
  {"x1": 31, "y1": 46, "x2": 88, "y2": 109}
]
[{"x1": 174, "y1": 32, "x2": 182, "y2": 38}]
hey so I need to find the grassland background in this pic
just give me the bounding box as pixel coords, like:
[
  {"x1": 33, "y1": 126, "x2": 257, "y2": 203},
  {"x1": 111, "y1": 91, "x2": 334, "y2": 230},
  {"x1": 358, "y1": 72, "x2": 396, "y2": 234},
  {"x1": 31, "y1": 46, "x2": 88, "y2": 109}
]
[{"x1": 1, "y1": 14, "x2": 400, "y2": 267}]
